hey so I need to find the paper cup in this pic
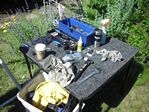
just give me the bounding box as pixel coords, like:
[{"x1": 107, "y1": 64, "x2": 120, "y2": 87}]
[{"x1": 35, "y1": 43, "x2": 46, "y2": 60}]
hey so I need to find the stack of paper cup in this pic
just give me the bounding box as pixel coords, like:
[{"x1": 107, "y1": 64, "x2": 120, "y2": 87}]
[{"x1": 35, "y1": 43, "x2": 46, "y2": 60}]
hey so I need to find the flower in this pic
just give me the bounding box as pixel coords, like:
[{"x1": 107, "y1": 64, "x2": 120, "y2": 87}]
[
  {"x1": 4, "y1": 22, "x2": 10, "y2": 26},
  {"x1": 13, "y1": 18, "x2": 16, "y2": 21},
  {"x1": 2, "y1": 26, "x2": 6, "y2": 29},
  {"x1": 3, "y1": 30, "x2": 7, "y2": 32}
]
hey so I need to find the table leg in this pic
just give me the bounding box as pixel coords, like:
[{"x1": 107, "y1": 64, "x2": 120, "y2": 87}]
[
  {"x1": 78, "y1": 101, "x2": 83, "y2": 112},
  {"x1": 19, "y1": 46, "x2": 33, "y2": 78},
  {"x1": 23, "y1": 54, "x2": 33, "y2": 78},
  {"x1": 121, "y1": 58, "x2": 134, "y2": 95}
]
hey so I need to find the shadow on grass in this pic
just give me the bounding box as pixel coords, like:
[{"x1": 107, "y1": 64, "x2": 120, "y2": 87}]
[
  {"x1": 0, "y1": 69, "x2": 40, "y2": 112},
  {"x1": 0, "y1": 60, "x2": 143, "y2": 112},
  {"x1": 82, "y1": 60, "x2": 143, "y2": 112},
  {"x1": 0, "y1": 84, "x2": 26, "y2": 112}
]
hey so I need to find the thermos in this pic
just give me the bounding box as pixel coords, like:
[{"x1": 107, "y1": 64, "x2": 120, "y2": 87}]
[{"x1": 94, "y1": 29, "x2": 102, "y2": 48}]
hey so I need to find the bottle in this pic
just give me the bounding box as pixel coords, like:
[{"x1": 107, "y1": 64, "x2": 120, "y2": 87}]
[
  {"x1": 101, "y1": 26, "x2": 106, "y2": 45},
  {"x1": 101, "y1": 19, "x2": 110, "y2": 45},
  {"x1": 77, "y1": 37, "x2": 83, "y2": 52},
  {"x1": 94, "y1": 29, "x2": 102, "y2": 48}
]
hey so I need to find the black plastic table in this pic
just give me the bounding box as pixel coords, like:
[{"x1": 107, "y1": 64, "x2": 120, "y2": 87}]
[
  {"x1": 20, "y1": 37, "x2": 138, "y2": 111},
  {"x1": 66, "y1": 38, "x2": 138, "y2": 101}
]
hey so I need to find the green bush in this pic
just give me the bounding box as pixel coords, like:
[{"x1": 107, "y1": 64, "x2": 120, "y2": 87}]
[
  {"x1": 82, "y1": 0, "x2": 114, "y2": 20},
  {"x1": 82, "y1": 0, "x2": 134, "y2": 39},
  {"x1": 127, "y1": 0, "x2": 149, "y2": 64},
  {"x1": 82, "y1": 0, "x2": 149, "y2": 64},
  {"x1": 128, "y1": 19, "x2": 149, "y2": 64},
  {"x1": 105, "y1": 0, "x2": 134, "y2": 39}
]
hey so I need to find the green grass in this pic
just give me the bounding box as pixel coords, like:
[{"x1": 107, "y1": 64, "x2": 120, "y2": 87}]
[
  {"x1": 101, "y1": 85, "x2": 149, "y2": 112},
  {"x1": 0, "y1": 11, "x2": 40, "y2": 112},
  {"x1": 135, "y1": 66, "x2": 149, "y2": 86}
]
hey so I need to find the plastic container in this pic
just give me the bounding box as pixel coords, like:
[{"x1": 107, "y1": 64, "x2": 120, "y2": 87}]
[
  {"x1": 58, "y1": 18, "x2": 95, "y2": 46},
  {"x1": 17, "y1": 73, "x2": 81, "y2": 112},
  {"x1": 17, "y1": 73, "x2": 67, "y2": 112},
  {"x1": 35, "y1": 43, "x2": 46, "y2": 60}
]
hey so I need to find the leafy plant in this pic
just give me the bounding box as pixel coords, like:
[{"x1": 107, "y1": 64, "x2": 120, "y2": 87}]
[
  {"x1": 105, "y1": 0, "x2": 134, "y2": 39},
  {"x1": 82, "y1": 0, "x2": 135, "y2": 39},
  {"x1": 128, "y1": 19, "x2": 149, "y2": 64},
  {"x1": 82, "y1": 0, "x2": 114, "y2": 20}
]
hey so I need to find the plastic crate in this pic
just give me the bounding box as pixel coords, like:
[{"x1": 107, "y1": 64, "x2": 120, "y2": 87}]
[
  {"x1": 17, "y1": 73, "x2": 81, "y2": 112},
  {"x1": 58, "y1": 18, "x2": 95, "y2": 46}
]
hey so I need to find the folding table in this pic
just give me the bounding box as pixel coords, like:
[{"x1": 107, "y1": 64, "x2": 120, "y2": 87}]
[{"x1": 20, "y1": 37, "x2": 138, "y2": 112}]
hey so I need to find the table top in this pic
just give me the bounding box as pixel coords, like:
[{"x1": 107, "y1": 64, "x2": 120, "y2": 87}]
[
  {"x1": 66, "y1": 38, "x2": 138, "y2": 100},
  {"x1": 20, "y1": 37, "x2": 138, "y2": 101}
]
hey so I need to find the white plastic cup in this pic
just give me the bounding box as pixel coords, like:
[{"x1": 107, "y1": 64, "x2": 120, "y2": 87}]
[{"x1": 35, "y1": 43, "x2": 46, "y2": 60}]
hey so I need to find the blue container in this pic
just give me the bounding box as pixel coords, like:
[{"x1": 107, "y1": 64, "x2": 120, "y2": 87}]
[{"x1": 58, "y1": 18, "x2": 95, "y2": 46}]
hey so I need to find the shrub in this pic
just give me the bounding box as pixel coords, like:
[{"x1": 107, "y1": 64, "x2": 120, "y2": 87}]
[
  {"x1": 128, "y1": 19, "x2": 149, "y2": 64},
  {"x1": 82, "y1": 0, "x2": 114, "y2": 20},
  {"x1": 82, "y1": 0, "x2": 134, "y2": 39},
  {"x1": 105, "y1": 0, "x2": 134, "y2": 39}
]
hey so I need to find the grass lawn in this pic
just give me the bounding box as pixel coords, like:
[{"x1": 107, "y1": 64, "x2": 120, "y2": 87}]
[{"x1": 0, "y1": 8, "x2": 149, "y2": 112}]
